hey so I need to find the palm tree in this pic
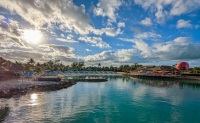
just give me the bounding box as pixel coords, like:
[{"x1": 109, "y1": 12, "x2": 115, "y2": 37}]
[
  {"x1": 28, "y1": 58, "x2": 35, "y2": 65},
  {"x1": 78, "y1": 62, "x2": 84, "y2": 70},
  {"x1": 98, "y1": 63, "x2": 101, "y2": 68}
]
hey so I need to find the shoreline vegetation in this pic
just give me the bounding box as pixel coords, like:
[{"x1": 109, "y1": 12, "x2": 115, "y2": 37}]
[{"x1": 1, "y1": 57, "x2": 200, "y2": 99}]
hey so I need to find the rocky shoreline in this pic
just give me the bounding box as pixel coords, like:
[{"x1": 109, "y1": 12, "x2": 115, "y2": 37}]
[
  {"x1": 0, "y1": 78, "x2": 108, "y2": 99},
  {"x1": 0, "y1": 80, "x2": 76, "y2": 99}
]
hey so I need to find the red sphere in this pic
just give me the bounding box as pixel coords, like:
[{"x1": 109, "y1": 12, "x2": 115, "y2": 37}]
[{"x1": 176, "y1": 62, "x2": 189, "y2": 70}]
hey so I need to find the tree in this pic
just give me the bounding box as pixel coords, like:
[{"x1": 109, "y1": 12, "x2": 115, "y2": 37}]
[
  {"x1": 71, "y1": 62, "x2": 78, "y2": 69},
  {"x1": 28, "y1": 58, "x2": 35, "y2": 65},
  {"x1": 98, "y1": 63, "x2": 101, "y2": 68},
  {"x1": 78, "y1": 62, "x2": 84, "y2": 70}
]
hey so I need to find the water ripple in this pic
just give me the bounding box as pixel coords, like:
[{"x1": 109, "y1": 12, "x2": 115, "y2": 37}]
[{"x1": 1, "y1": 77, "x2": 200, "y2": 122}]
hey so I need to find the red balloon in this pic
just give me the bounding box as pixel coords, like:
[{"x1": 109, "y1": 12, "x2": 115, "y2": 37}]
[{"x1": 176, "y1": 62, "x2": 189, "y2": 70}]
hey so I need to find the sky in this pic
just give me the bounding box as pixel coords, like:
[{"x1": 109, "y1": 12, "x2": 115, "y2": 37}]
[{"x1": 0, "y1": 0, "x2": 200, "y2": 67}]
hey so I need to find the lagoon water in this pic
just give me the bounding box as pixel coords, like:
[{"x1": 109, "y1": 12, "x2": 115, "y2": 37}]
[{"x1": 1, "y1": 77, "x2": 200, "y2": 123}]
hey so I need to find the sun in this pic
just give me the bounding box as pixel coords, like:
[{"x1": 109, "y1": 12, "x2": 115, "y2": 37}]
[
  {"x1": 31, "y1": 93, "x2": 38, "y2": 100},
  {"x1": 23, "y1": 29, "x2": 42, "y2": 44}
]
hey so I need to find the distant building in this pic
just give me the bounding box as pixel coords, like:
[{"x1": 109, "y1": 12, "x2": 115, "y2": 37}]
[{"x1": 133, "y1": 65, "x2": 179, "y2": 75}]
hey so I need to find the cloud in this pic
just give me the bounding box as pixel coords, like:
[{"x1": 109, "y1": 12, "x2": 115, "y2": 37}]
[
  {"x1": 176, "y1": 19, "x2": 192, "y2": 29},
  {"x1": 120, "y1": 36, "x2": 200, "y2": 62},
  {"x1": 141, "y1": 17, "x2": 152, "y2": 26},
  {"x1": 0, "y1": 36, "x2": 25, "y2": 48},
  {"x1": 118, "y1": 22, "x2": 125, "y2": 28},
  {"x1": 0, "y1": 0, "x2": 124, "y2": 40},
  {"x1": 170, "y1": 0, "x2": 200, "y2": 16},
  {"x1": 135, "y1": 32, "x2": 161, "y2": 40},
  {"x1": 86, "y1": 49, "x2": 92, "y2": 52},
  {"x1": 133, "y1": 39, "x2": 152, "y2": 57},
  {"x1": 93, "y1": 27, "x2": 122, "y2": 37},
  {"x1": 0, "y1": 43, "x2": 77, "y2": 63},
  {"x1": 84, "y1": 50, "x2": 115, "y2": 62},
  {"x1": 119, "y1": 32, "x2": 161, "y2": 42},
  {"x1": 133, "y1": 37, "x2": 200, "y2": 60},
  {"x1": 83, "y1": 49, "x2": 146, "y2": 64},
  {"x1": 102, "y1": 28, "x2": 122, "y2": 36},
  {"x1": 38, "y1": 44, "x2": 75, "y2": 57},
  {"x1": 56, "y1": 38, "x2": 78, "y2": 43},
  {"x1": 0, "y1": 0, "x2": 92, "y2": 35},
  {"x1": 134, "y1": 0, "x2": 200, "y2": 24},
  {"x1": 0, "y1": 15, "x2": 25, "y2": 46},
  {"x1": 1, "y1": 50, "x2": 46, "y2": 62},
  {"x1": 94, "y1": 0, "x2": 122, "y2": 22},
  {"x1": 78, "y1": 36, "x2": 110, "y2": 48}
]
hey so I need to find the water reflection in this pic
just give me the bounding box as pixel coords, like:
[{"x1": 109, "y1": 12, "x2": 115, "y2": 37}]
[
  {"x1": 30, "y1": 93, "x2": 38, "y2": 106},
  {"x1": 131, "y1": 77, "x2": 200, "y2": 89},
  {"x1": 0, "y1": 77, "x2": 200, "y2": 122},
  {"x1": 0, "y1": 106, "x2": 10, "y2": 122}
]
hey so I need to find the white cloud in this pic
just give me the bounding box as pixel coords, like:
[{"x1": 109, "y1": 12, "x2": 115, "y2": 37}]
[
  {"x1": 83, "y1": 49, "x2": 136, "y2": 63},
  {"x1": 36, "y1": 44, "x2": 78, "y2": 63},
  {"x1": 176, "y1": 19, "x2": 192, "y2": 29},
  {"x1": 78, "y1": 36, "x2": 110, "y2": 48},
  {"x1": 119, "y1": 32, "x2": 161, "y2": 42},
  {"x1": 83, "y1": 48, "x2": 147, "y2": 64},
  {"x1": 135, "y1": 32, "x2": 161, "y2": 40},
  {"x1": 55, "y1": 38, "x2": 78, "y2": 43},
  {"x1": 86, "y1": 49, "x2": 92, "y2": 52},
  {"x1": 134, "y1": 0, "x2": 200, "y2": 24},
  {"x1": 116, "y1": 44, "x2": 124, "y2": 46},
  {"x1": 66, "y1": 34, "x2": 74, "y2": 40},
  {"x1": 170, "y1": 0, "x2": 200, "y2": 16},
  {"x1": 0, "y1": 0, "x2": 92, "y2": 35},
  {"x1": 0, "y1": 43, "x2": 78, "y2": 63},
  {"x1": 173, "y1": 37, "x2": 190, "y2": 44},
  {"x1": 0, "y1": 15, "x2": 25, "y2": 46},
  {"x1": 94, "y1": 0, "x2": 122, "y2": 22},
  {"x1": 84, "y1": 50, "x2": 114, "y2": 62},
  {"x1": 115, "y1": 49, "x2": 138, "y2": 62},
  {"x1": 133, "y1": 37, "x2": 200, "y2": 60},
  {"x1": 141, "y1": 17, "x2": 152, "y2": 26},
  {"x1": 93, "y1": 27, "x2": 122, "y2": 37},
  {"x1": 118, "y1": 22, "x2": 125, "y2": 28},
  {"x1": 0, "y1": 0, "x2": 124, "y2": 40},
  {"x1": 103, "y1": 28, "x2": 122, "y2": 37},
  {"x1": 133, "y1": 39, "x2": 152, "y2": 57},
  {"x1": 120, "y1": 36, "x2": 200, "y2": 62},
  {"x1": 1, "y1": 50, "x2": 47, "y2": 62},
  {"x1": 60, "y1": 34, "x2": 65, "y2": 38}
]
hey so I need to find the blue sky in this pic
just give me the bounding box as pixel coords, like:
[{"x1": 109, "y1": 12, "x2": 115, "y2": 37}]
[{"x1": 0, "y1": 0, "x2": 200, "y2": 67}]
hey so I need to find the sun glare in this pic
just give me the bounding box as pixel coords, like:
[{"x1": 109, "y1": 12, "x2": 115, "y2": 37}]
[
  {"x1": 23, "y1": 29, "x2": 42, "y2": 44},
  {"x1": 30, "y1": 93, "x2": 38, "y2": 106},
  {"x1": 31, "y1": 93, "x2": 38, "y2": 100}
]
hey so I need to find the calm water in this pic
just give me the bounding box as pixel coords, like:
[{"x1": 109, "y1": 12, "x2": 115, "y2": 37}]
[{"x1": 1, "y1": 77, "x2": 200, "y2": 123}]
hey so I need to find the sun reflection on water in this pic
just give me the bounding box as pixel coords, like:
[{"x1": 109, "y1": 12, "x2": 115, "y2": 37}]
[{"x1": 30, "y1": 93, "x2": 38, "y2": 106}]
